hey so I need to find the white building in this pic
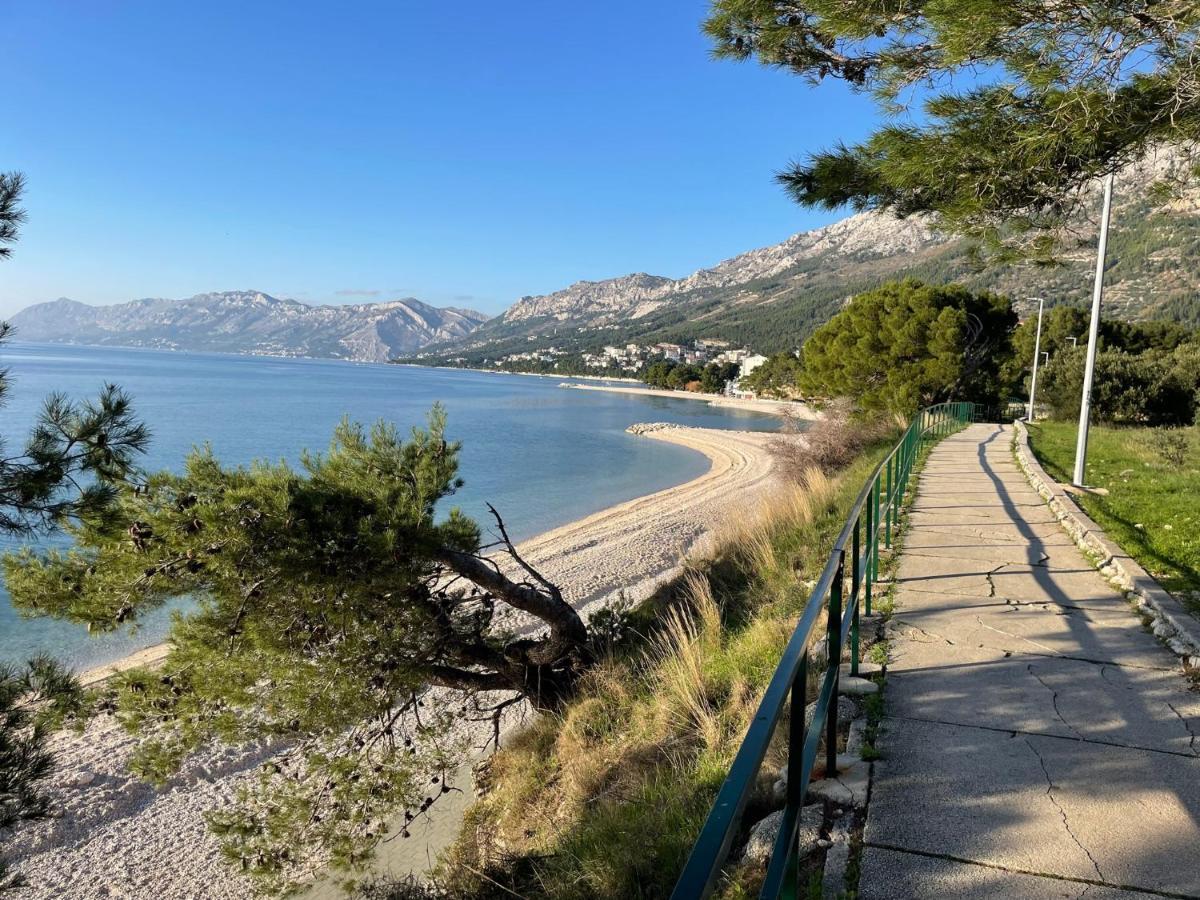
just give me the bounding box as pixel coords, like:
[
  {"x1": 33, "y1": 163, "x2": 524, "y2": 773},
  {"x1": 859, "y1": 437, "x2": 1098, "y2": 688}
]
[
  {"x1": 655, "y1": 342, "x2": 684, "y2": 361},
  {"x1": 739, "y1": 354, "x2": 768, "y2": 379}
]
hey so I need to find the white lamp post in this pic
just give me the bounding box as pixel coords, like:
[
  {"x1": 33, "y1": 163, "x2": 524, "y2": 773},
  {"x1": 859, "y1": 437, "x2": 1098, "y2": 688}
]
[
  {"x1": 1026, "y1": 296, "x2": 1045, "y2": 421},
  {"x1": 1072, "y1": 172, "x2": 1115, "y2": 487}
]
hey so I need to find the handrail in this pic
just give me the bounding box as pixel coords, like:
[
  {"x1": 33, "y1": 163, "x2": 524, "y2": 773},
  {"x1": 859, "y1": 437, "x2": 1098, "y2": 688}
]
[{"x1": 670, "y1": 401, "x2": 977, "y2": 900}]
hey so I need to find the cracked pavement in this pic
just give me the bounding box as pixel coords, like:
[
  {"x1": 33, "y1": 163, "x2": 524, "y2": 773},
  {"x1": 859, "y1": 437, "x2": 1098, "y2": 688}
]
[{"x1": 861, "y1": 424, "x2": 1200, "y2": 899}]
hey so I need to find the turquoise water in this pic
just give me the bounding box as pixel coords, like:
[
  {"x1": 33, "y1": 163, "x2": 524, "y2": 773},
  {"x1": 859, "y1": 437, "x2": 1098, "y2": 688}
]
[{"x1": 0, "y1": 342, "x2": 779, "y2": 670}]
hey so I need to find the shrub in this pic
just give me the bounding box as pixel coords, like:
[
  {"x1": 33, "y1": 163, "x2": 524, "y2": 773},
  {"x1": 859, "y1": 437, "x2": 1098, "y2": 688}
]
[
  {"x1": 769, "y1": 399, "x2": 895, "y2": 481},
  {"x1": 1146, "y1": 428, "x2": 1191, "y2": 467},
  {"x1": 1039, "y1": 345, "x2": 1200, "y2": 426}
]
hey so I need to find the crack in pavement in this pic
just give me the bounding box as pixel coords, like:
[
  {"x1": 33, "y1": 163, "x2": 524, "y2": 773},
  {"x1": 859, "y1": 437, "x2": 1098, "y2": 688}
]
[
  {"x1": 1166, "y1": 702, "x2": 1200, "y2": 756},
  {"x1": 984, "y1": 563, "x2": 1007, "y2": 598},
  {"x1": 884, "y1": 713, "x2": 1200, "y2": 760},
  {"x1": 1025, "y1": 738, "x2": 1106, "y2": 883},
  {"x1": 974, "y1": 616, "x2": 1058, "y2": 654},
  {"x1": 1026, "y1": 663, "x2": 1084, "y2": 739},
  {"x1": 894, "y1": 620, "x2": 955, "y2": 645}
]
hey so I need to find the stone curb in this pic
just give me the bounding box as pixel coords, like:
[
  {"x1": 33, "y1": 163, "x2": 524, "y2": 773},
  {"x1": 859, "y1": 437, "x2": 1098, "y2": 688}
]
[{"x1": 1012, "y1": 420, "x2": 1200, "y2": 669}]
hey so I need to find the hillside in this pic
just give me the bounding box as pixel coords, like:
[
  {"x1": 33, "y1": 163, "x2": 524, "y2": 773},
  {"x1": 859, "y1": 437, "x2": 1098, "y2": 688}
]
[
  {"x1": 9, "y1": 291, "x2": 490, "y2": 362},
  {"x1": 411, "y1": 154, "x2": 1200, "y2": 365}
]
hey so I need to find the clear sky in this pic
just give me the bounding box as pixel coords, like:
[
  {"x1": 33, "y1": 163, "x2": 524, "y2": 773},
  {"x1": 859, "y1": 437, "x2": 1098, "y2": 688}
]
[{"x1": 1, "y1": 1, "x2": 880, "y2": 317}]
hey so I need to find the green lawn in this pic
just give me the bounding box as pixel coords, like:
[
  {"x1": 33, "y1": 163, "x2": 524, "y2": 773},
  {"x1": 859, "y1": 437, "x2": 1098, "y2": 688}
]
[{"x1": 1025, "y1": 421, "x2": 1200, "y2": 605}]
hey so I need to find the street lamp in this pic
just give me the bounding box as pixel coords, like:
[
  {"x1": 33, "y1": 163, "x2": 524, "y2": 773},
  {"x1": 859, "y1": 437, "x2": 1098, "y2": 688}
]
[
  {"x1": 1072, "y1": 172, "x2": 1115, "y2": 487},
  {"x1": 1027, "y1": 297, "x2": 1045, "y2": 421}
]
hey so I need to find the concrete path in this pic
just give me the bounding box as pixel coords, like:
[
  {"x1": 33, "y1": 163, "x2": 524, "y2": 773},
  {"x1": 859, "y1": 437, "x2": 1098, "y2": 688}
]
[{"x1": 860, "y1": 424, "x2": 1200, "y2": 899}]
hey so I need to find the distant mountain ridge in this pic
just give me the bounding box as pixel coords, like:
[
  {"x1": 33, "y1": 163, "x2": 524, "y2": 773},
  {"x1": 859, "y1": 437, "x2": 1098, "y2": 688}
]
[
  {"x1": 415, "y1": 153, "x2": 1200, "y2": 365},
  {"x1": 13, "y1": 154, "x2": 1200, "y2": 369},
  {"x1": 9, "y1": 291, "x2": 490, "y2": 362},
  {"x1": 495, "y1": 211, "x2": 942, "y2": 332}
]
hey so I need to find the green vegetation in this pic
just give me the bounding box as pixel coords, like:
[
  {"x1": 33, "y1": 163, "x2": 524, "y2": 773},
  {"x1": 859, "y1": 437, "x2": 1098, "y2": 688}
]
[
  {"x1": 706, "y1": 1, "x2": 1200, "y2": 260},
  {"x1": 641, "y1": 359, "x2": 741, "y2": 393},
  {"x1": 4, "y1": 408, "x2": 599, "y2": 893},
  {"x1": 1038, "y1": 343, "x2": 1200, "y2": 426},
  {"x1": 429, "y1": 439, "x2": 897, "y2": 900},
  {"x1": 1012, "y1": 306, "x2": 1200, "y2": 426},
  {"x1": 801, "y1": 280, "x2": 1015, "y2": 413},
  {"x1": 1026, "y1": 421, "x2": 1200, "y2": 602}
]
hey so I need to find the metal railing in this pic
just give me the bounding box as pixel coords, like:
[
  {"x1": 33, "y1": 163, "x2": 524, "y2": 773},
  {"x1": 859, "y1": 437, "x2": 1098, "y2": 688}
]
[{"x1": 670, "y1": 401, "x2": 977, "y2": 900}]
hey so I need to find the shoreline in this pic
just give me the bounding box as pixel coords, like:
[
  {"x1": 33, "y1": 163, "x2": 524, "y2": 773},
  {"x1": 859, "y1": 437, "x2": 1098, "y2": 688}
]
[
  {"x1": 9, "y1": 424, "x2": 780, "y2": 899},
  {"x1": 559, "y1": 382, "x2": 819, "y2": 419}
]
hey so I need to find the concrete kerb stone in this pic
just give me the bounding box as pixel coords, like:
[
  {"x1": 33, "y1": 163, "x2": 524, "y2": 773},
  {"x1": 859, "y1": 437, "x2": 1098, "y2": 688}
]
[
  {"x1": 1012, "y1": 420, "x2": 1200, "y2": 671},
  {"x1": 821, "y1": 811, "x2": 854, "y2": 897}
]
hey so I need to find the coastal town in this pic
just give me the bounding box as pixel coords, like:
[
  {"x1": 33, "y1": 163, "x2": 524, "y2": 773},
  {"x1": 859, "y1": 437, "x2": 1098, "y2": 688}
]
[{"x1": 486, "y1": 338, "x2": 771, "y2": 389}]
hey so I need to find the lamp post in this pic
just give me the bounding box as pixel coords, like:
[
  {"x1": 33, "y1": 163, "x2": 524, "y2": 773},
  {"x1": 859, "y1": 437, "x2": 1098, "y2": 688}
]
[
  {"x1": 1026, "y1": 297, "x2": 1045, "y2": 421},
  {"x1": 1072, "y1": 172, "x2": 1115, "y2": 487}
]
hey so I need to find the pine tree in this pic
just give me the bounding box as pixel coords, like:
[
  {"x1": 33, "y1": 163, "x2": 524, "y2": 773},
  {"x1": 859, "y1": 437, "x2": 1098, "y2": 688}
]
[
  {"x1": 0, "y1": 171, "x2": 149, "y2": 890},
  {"x1": 704, "y1": 1, "x2": 1200, "y2": 258},
  {"x1": 799, "y1": 280, "x2": 1015, "y2": 413},
  {"x1": 3, "y1": 408, "x2": 591, "y2": 891}
]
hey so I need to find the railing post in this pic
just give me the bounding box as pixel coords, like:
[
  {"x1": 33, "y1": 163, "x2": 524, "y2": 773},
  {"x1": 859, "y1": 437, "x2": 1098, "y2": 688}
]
[
  {"x1": 868, "y1": 494, "x2": 878, "y2": 619},
  {"x1": 872, "y1": 477, "x2": 881, "y2": 589},
  {"x1": 825, "y1": 551, "x2": 844, "y2": 780},
  {"x1": 851, "y1": 517, "x2": 861, "y2": 676},
  {"x1": 786, "y1": 646, "x2": 809, "y2": 897},
  {"x1": 884, "y1": 455, "x2": 893, "y2": 549}
]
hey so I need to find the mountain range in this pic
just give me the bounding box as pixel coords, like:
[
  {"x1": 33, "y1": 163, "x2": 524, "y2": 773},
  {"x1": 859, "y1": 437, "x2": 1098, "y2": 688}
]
[
  {"x1": 413, "y1": 154, "x2": 1200, "y2": 365},
  {"x1": 8, "y1": 292, "x2": 489, "y2": 362},
  {"x1": 12, "y1": 152, "x2": 1200, "y2": 365}
]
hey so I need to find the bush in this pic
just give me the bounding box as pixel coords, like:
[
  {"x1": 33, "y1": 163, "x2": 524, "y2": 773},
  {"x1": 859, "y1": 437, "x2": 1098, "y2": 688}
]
[
  {"x1": 769, "y1": 399, "x2": 895, "y2": 481},
  {"x1": 1039, "y1": 344, "x2": 1200, "y2": 426},
  {"x1": 1146, "y1": 428, "x2": 1191, "y2": 467}
]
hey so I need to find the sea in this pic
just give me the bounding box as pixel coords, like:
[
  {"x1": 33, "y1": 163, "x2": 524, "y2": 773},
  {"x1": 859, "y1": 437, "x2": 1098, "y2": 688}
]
[{"x1": 0, "y1": 342, "x2": 780, "y2": 671}]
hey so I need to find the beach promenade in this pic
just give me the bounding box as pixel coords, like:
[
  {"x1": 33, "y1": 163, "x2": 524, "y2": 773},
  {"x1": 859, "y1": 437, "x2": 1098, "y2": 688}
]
[{"x1": 861, "y1": 423, "x2": 1200, "y2": 897}]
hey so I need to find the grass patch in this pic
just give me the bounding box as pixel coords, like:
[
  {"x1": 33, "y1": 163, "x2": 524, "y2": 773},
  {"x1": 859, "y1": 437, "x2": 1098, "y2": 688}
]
[
  {"x1": 429, "y1": 442, "x2": 900, "y2": 900},
  {"x1": 1026, "y1": 421, "x2": 1200, "y2": 603}
]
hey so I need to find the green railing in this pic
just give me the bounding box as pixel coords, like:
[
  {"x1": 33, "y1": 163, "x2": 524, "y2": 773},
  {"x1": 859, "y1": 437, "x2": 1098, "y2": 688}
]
[{"x1": 670, "y1": 401, "x2": 977, "y2": 900}]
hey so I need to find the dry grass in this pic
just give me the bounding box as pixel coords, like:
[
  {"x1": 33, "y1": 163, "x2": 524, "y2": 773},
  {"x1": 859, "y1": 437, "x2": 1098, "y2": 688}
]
[
  {"x1": 771, "y1": 400, "x2": 895, "y2": 482},
  {"x1": 430, "y1": 440, "x2": 896, "y2": 900}
]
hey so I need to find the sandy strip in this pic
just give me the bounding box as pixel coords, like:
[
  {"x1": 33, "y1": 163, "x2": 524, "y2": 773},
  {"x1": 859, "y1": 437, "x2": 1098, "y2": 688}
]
[
  {"x1": 559, "y1": 382, "x2": 820, "y2": 419},
  {"x1": 5, "y1": 425, "x2": 779, "y2": 900}
]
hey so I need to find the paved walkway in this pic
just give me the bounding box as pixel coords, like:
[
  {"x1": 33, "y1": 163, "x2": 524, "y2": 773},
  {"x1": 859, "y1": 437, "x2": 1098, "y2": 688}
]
[{"x1": 860, "y1": 424, "x2": 1200, "y2": 899}]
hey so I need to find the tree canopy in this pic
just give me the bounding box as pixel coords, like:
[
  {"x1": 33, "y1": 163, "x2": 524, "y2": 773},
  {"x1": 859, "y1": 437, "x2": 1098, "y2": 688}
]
[
  {"x1": 705, "y1": 1, "x2": 1200, "y2": 257},
  {"x1": 4, "y1": 408, "x2": 593, "y2": 891},
  {"x1": 1003, "y1": 305, "x2": 1200, "y2": 397},
  {"x1": 799, "y1": 280, "x2": 1015, "y2": 413},
  {"x1": 1036, "y1": 337, "x2": 1200, "y2": 425}
]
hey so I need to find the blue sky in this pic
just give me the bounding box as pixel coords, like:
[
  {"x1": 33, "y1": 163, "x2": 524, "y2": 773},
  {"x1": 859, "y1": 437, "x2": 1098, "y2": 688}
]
[{"x1": 2, "y1": 1, "x2": 880, "y2": 317}]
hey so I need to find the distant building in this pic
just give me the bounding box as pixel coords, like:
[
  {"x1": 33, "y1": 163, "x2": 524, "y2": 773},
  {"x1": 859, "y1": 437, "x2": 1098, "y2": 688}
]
[
  {"x1": 739, "y1": 354, "x2": 768, "y2": 379},
  {"x1": 655, "y1": 342, "x2": 684, "y2": 361},
  {"x1": 716, "y1": 348, "x2": 751, "y2": 365}
]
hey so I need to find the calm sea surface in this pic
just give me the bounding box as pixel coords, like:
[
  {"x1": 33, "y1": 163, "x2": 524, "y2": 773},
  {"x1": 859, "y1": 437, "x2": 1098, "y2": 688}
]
[{"x1": 0, "y1": 342, "x2": 778, "y2": 670}]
